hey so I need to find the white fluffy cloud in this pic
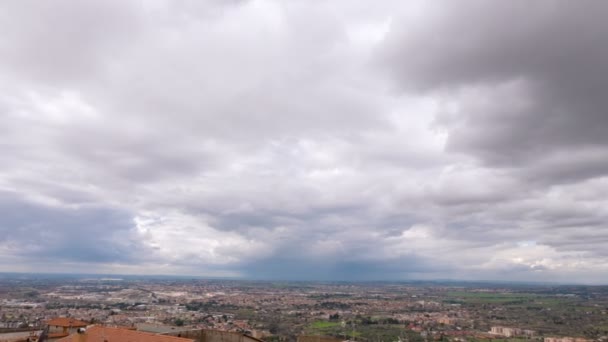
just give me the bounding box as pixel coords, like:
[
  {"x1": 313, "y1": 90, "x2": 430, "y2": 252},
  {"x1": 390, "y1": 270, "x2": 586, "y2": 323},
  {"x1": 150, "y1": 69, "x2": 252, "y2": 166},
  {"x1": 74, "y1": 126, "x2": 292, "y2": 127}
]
[{"x1": 1, "y1": 0, "x2": 607, "y2": 283}]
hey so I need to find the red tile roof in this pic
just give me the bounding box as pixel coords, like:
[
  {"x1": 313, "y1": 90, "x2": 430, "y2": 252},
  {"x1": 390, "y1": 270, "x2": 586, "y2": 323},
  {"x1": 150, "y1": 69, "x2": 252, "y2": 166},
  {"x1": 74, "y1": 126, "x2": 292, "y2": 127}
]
[
  {"x1": 48, "y1": 332, "x2": 70, "y2": 338},
  {"x1": 46, "y1": 317, "x2": 89, "y2": 327},
  {"x1": 56, "y1": 325, "x2": 194, "y2": 342}
]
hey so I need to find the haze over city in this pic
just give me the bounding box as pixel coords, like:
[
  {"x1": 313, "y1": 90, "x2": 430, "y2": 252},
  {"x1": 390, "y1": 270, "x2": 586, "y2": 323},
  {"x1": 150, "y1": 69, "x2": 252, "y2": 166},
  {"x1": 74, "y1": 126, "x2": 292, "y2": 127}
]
[{"x1": 1, "y1": 0, "x2": 608, "y2": 283}]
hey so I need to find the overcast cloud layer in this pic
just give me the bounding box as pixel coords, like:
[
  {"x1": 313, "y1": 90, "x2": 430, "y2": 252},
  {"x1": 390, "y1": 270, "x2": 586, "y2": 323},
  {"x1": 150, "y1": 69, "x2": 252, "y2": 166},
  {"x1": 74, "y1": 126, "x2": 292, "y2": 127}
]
[{"x1": 1, "y1": 0, "x2": 608, "y2": 283}]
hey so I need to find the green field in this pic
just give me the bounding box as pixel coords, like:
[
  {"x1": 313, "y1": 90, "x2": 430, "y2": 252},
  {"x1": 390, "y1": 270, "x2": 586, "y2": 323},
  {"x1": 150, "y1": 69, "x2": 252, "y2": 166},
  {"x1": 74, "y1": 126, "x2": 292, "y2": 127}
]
[
  {"x1": 447, "y1": 291, "x2": 538, "y2": 298},
  {"x1": 306, "y1": 321, "x2": 363, "y2": 338},
  {"x1": 446, "y1": 291, "x2": 543, "y2": 304},
  {"x1": 306, "y1": 321, "x2": 418, "y2": 341},
  {"x1": 310, "y1": 321, "x2": 341, "y2": 329},
  {"x1": 445, "y1": 291, "x2": 580, "y2": 310}
]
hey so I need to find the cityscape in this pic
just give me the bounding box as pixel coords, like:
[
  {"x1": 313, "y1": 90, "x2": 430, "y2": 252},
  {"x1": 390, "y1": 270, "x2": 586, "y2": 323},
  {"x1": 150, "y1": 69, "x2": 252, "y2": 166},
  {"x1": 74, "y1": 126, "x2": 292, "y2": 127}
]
[{"x1": 1, "y1": 275, "x2": 608, "y2": 342}]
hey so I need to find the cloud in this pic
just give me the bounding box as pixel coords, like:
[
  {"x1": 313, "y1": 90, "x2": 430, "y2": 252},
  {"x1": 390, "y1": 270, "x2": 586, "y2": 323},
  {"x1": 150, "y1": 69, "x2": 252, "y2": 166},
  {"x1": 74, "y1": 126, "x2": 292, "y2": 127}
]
[
  {"x1": 382, "y1": 0, "x2": 608, "y2": 178},
  {"x1": 0, "y1": 191, "x2": 140, "y2": 265},
  {"x1": 0, "y1": 0, "x2": 607, "y2": 283}
]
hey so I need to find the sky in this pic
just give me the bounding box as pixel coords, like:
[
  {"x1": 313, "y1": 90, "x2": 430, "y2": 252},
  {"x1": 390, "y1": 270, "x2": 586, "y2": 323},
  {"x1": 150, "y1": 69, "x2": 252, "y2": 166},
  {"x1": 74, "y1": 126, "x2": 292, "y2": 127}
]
[{"x1": 1, "y1": 0, "x2": 608, "y2": 284}]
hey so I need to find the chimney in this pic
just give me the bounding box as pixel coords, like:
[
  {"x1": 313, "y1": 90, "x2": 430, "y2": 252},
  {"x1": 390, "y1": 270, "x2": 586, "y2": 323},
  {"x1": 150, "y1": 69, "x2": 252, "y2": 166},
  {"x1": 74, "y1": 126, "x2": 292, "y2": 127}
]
[{"x1": 76, "y1": 327, "x2": 87, "y2": 342}]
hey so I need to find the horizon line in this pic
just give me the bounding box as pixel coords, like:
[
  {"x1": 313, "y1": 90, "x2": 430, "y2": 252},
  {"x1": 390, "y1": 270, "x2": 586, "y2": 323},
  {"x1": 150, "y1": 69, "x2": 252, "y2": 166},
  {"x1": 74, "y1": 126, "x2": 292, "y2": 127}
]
[{"x1": 0, "y1": 271, "x2": 604, "y2": 286}]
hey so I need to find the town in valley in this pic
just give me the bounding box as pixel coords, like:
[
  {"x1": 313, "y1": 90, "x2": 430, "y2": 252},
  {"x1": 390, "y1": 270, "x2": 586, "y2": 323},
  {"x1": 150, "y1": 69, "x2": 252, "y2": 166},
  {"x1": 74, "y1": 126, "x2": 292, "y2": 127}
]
[{"x1": 1, "y1": 274, "x2": 607, "y2": 342}]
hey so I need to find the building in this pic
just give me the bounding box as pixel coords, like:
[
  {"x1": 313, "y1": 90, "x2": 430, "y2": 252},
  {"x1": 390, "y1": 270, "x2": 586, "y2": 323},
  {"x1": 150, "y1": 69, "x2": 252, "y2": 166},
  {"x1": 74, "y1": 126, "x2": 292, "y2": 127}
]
[
  {"x1": 46, "y1": 318, "x2": 89, "y2": 341},
  {"x1": 545, "y1": 338, "x2": 592, "y2": 342},
  {"x1": 164, "y1": 328, "x2": 265, "y2": 342},
  {"x1": 437, "y1": 317, "x2": 456, "y2": 325},
  {"x1": 135, "y1": 323, "x2": 192, "y2": 335},
  {"x1": 0, "y1": 330, "x2": 41, "y2": 342},
  {"x1": 56, "y1": 325, "x2": 194, "y2": 342},
  {"x1": 489, "y1": 326, "x2": 535, "y2": 337}
]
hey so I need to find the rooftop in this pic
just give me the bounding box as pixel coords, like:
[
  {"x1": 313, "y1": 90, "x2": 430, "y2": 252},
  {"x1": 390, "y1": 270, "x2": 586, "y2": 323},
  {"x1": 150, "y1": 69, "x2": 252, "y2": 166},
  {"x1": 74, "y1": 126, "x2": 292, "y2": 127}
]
[
  {"x1": 46, "y1": 317, "x2": 89, "y2": 327},
  {"x1": 56, "y1": 325, "x2": 195, "y2": 342}
]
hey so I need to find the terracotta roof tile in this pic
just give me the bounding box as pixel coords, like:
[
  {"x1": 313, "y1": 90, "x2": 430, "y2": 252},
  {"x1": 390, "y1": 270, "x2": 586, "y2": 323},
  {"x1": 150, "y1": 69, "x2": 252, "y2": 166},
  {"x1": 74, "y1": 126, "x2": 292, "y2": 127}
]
[
  {"x1": 48, "y1": 332, "x2": 70, "y2": 338},
  {"x1": 56, "y1": 325, "x2": 194, "y2": 342},
  {"x1": 46, "y1": 317, "x2": 89, "y2": 327}
]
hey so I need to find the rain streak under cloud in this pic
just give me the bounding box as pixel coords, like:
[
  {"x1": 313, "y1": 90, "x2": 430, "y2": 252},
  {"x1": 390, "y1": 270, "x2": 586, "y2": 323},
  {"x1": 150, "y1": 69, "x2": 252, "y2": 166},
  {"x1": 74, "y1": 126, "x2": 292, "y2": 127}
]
[{"x1": 1, "y1": 0, "x2": 608, "y2": 283}]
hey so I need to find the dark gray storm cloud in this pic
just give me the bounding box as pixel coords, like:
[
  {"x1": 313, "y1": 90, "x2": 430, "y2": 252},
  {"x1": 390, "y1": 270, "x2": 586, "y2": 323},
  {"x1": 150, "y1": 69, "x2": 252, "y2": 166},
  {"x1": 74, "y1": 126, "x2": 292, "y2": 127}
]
[
  {"x1": 0, "y1": 0, "x2": 607, "y2": 282},
  {"x1": 0, "y1": 191, "x2": 141, "y2": 265},
  {"x1": 383, "y1": 0, "x2": 608, "y2": 180}
]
